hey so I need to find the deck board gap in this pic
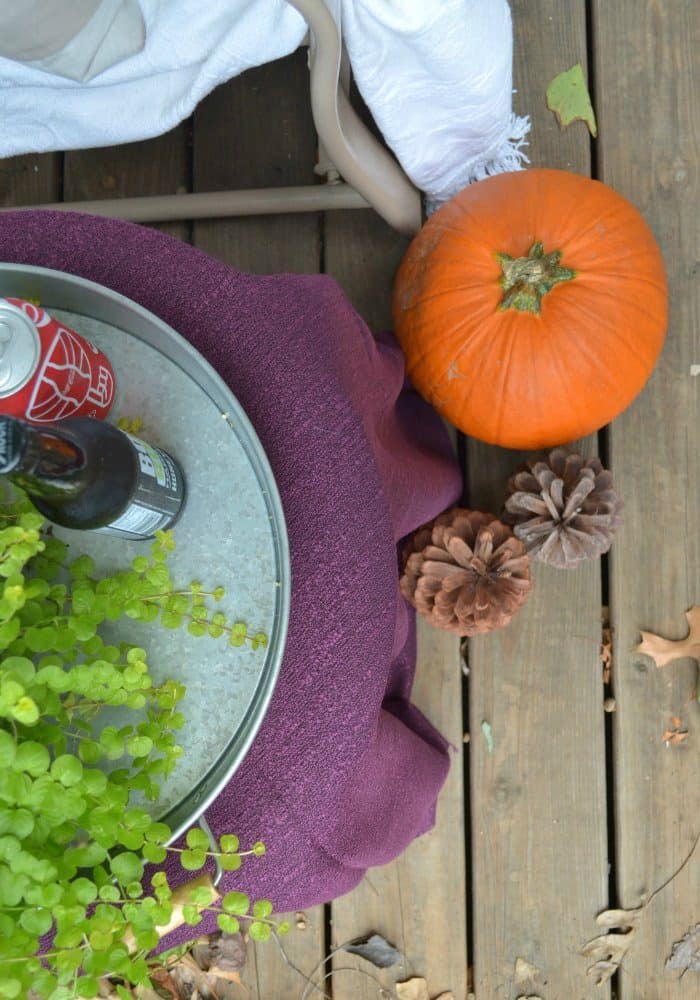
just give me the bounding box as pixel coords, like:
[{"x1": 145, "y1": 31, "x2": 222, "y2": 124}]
[{"x1": 584, "y1": 0, "x2": 601, "y2": 180}]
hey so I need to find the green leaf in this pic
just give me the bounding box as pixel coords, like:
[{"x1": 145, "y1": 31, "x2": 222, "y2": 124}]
[
  {"x1": 13, "y1": 740, "x2": 49, "y2": 775},
  {"x1": 187, "y1": 884, "x2": 214, "y2": 906},
  {"x1": 145, "y1": 821, "x2": 171, "y2": 844},
  {"x1": 10, "y1": 696, "x2": 39, "y2": 725},
  {"x1": 182, "y1": 904, "x2": 202, "y2": 926},
  {"x1": 219, "y1": 833, "x2": 239, "y2": 853},
  {"x1": 0, "y1": 731, "x2": 15, "y2": 767},
  {"x1": 142, "y1": 842, "x2": 167, "y2": 865},
  {"x1": 98, "y1": 883, "x2": 121, "y2": 902},
  {"x1": 180, "y1": 848, "x2": 206, "y2": 871},
  {"x1": 185, "y1": 827, "x2": 209, "y2": 851},
  {"x1": 110, "y1": 851, "x2": 143, "y2": 885},
  {"x1": 217, "y1": 913, "x2": 240, "y2": 934},
  {"x1": 69, "y1": 877, "x2": 98, "y2": 905},
  {"x1": 278, "y1": 920, "x2": 291, "y2": 934},
  {"x1": 126, "y1": 734, "x2": 153, "y2": 758},
  {"x1": 252, "y1": 841, "x2": 266, "y2": 857},
  {"x1": 69, "y1": 555, "x2": 95, "y2": 579},
  {"x1": 253, "y1": 899, "x2": 273, "y2": 919},
  {"x1": 220, "y1": 852, "x2": 242, "y2": 872},
  {"x1": 0, "y1": 980, "x2": 21, "y2": 999},
  {"x1": 2, "y1": 655, "x2": 35, "y2": 686},
  {"x1": 50, "y1": 754, "x2": 83, "y2": 787},
  {"x1": 75, "y1": 977, "x2": 100, "y2": 999},
  {"x1": 546, "y1": 63, "x2": 597, "y2": 137},
  {"x1": 249, "y1": 920, "x2": 271, "y2": 942},
  {"x1": 19, "y1": 906, "x2": 53, "y2": 935},
  {"x1": 222, "y1": 890, "x2": 250, "y2": 915}
]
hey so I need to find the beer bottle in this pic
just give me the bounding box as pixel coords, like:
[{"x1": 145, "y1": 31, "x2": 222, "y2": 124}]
[{"x1": 0, "y1": 415, "x2": 185, "y2": 540}]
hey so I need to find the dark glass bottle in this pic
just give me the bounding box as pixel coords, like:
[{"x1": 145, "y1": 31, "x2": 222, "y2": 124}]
[{"x1": 0, "y1": 415, "x2": 185, "y2": 540}]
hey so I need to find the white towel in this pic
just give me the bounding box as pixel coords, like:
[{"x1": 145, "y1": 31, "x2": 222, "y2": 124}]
[{"x1": 0, "y1": 0, "x2": 528, "y2": 207}]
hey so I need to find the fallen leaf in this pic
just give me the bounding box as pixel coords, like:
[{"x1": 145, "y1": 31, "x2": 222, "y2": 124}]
[
  {"x1": 662, "y1": 724, "x2": 688, "y2": 747},
  {"x1": 581, "y1": 908, "x2": 641, "y2": 984},
  {"x1": 666, "y1": 923, "x2": 700, "y2": 973},
  {"x1": 396, "y1": 978, "x2": 430, "y2": 1000},
  {"x1": 481, "y1": 720, "x2": 494, "y2": 755},
  {"x1": 191, "y1": 931, "x2": 247, "y2": 974},
  {"x1": 636, "y1": 608, "x2": 700, "y2": 667},
  {"x1": 208, "y1": 965, "x2": 242, "y2": 984},
  {"x1": 149, "y1": 968, "x2": 180, "y2": 1000},
  {"x1": 344, "y1": 932, "x2": 403, "y2": 968},
  {"x1": 514, "y1": 957, "x2": 540, "y2": 983},
  {"x1": 546, "y1": 63, "x2": 597, "y2": 136},
  {"x1": 434, "y1": 994, "x2": 455, "y2": 1000},
  {"x1": 603, "y1": 697, "x2": 616, "y2": 713},
  {"x1": 596, "y1": 908, "x2": 642, "y2": 928}
]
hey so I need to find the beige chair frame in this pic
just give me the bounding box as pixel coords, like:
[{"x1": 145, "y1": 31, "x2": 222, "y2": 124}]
[{"x1": 5, "y1": 0, "x2": 422, "y2": 236}]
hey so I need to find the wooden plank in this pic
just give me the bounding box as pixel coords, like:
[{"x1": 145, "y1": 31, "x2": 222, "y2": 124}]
[
  {"x1": 326, "y1": 93, "x2": 467, "y2": 997},
  {"x1": 62, "y1": 127, "x2": 189, "y2": 242},
  {"x1": 192, "y1": 51, "x2": 320, "y2": 274},
  {"x1": 328, "y1": 621, "x2": 466, "y2": 1000},
  {"x1": 192, "y1": 50, "x2": 326, "y2": 997},
  {"x1": 593, "y1": 2, "x2": 700, "y2": 996},
  {"x1": 467, "y1": 3, "x2": 610, "y2": 997},
  {"x1": 0, "y1": 153, "x2": 61, "y2": 206}
]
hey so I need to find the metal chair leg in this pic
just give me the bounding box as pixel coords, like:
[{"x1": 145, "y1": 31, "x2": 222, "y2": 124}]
[{"x1": 288, "y1": 0, "x2": 422, "y2": 236}]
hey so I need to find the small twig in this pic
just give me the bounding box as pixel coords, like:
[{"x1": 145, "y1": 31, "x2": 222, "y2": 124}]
[{"x1": 642, "y1": 828, "x2": 700, "y2": 911}]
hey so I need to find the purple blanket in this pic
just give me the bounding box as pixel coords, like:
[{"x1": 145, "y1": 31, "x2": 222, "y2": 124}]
[{"x1": 0, "y1": 211, "x2": 462, "y2": 936}]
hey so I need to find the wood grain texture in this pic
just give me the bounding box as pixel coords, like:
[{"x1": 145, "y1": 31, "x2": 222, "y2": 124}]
[
  {"x1": 593, "y1": 1, "x2": 700, "y2": 996},
  {"x1": 467, "y1": 3, "x2": 610, "y2": 997},
  {"x1": 329, "y1": 621, "x2": 467, "y2": 1000},
  {"x1": 193, "y1": 51, "x2": 320, "y2": 274},
  {"x1": 62, "y1": 127, "x2": 189, "y2": 242},
  {"x1": 192, "y1": 49, "x2": 326, "y2": 998},
  {"x1": 0, "y1": 153, "x2": 61, "y2": 206}
]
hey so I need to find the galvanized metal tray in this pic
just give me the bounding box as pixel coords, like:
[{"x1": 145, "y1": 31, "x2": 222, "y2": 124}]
[{"x1": 0, "y1": 263, "x2": 290, "y2": 843}]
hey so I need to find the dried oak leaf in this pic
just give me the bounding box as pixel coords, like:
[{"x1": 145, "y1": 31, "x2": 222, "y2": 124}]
[
  {"x1": 396, "y1": 979, "x2": 430, "y2": 1000},
  {"x1": 344, "y1": 932, "x2": 403, "y2": 968},
  {"x1": 514, "y1": 956, "x2": 542, "y2": 994},
  {"x1": 581, "y1": 908, "x2": 642, "y2": 985},
  {"x1": 662, "y1": 723, "x2": 689, "y2": 747},
  {"x1": 636, "y1": 608, "x2": 700, "y2": 667},
  {"x1": 666, "y1": 923, "x2": 700, "y2": 973}
]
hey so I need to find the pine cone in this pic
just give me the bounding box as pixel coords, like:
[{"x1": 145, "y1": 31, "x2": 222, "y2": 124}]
[
  {"x1": 400, "y1": 507, "x2": 532, "y2": 636},
  {"x1": 504, "y1": 448, "x2": 623, "y2": 569}
]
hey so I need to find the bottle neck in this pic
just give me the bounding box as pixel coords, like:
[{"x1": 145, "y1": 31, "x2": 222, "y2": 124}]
[{"x1": 0, "y1": 416, "x2": 86, "y2": 501}]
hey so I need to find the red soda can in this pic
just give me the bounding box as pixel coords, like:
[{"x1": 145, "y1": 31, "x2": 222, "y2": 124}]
[{"x1": 0, "y1": 298, "x2": 115, "y2": 423}]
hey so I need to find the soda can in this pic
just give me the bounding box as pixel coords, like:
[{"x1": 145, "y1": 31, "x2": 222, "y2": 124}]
[{"x1": 0, "y1": 297, "x2": 115, "y2": 423}]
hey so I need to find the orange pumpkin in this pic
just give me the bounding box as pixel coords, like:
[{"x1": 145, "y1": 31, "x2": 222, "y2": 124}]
[{"x1": 392, "y1": 168, "x2": 668, "y2": 449}]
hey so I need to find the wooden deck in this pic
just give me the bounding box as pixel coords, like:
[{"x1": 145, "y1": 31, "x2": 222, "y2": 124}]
[{"x1": 2, "y1": 2, "x2": 698, "y2": 997}]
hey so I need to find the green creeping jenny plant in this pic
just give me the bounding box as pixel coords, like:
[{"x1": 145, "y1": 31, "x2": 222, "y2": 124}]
[{"x1": 0, "y1": 488, "x2": 288, "y2": 1000}]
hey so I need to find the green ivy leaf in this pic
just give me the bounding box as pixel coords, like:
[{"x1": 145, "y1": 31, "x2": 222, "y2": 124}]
[
  {"x1": 217, "y1": 913, "x2": 240, "y2": 934},
  {"x1": 222, "y1": 890, "x2": 250, "y2": 915},
  {"x1": 110, "y1": 851, "x2": 143, "y2": 885},
  {"x1": 182, "y1": 904, "x2": 202, "y2": 926},
  {"x1": 180, "y1": 849, "x2": 206, "y2": 871},
  {"x1": 185, "y1": 827, "x2": 209, "y2": 851},
  {"x1": 253, "y1": 899, "x2": 273, "y2": 919},
  {"x1": 249, "y1": 920, "x2": 271, "y2": 942},
  {"x1": 50, "y1": 754, "x2": 83, "y2": 787},
  {"x1": 19, "y1": 906, "x2": 53, "y2": 935}
]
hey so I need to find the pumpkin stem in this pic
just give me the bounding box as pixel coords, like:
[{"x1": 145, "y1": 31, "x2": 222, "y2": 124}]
[{"x1": 497, "y1": 241, "x2": 576, "y2": 314}]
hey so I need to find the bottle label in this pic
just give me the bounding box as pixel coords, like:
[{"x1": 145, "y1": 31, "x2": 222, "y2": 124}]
[
  {"x1": 98, "y1": 434, "x2": 185, "y2": 540},
  {"x1": 106, "y1": 503, "x2": 175, "y2": 537}
]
